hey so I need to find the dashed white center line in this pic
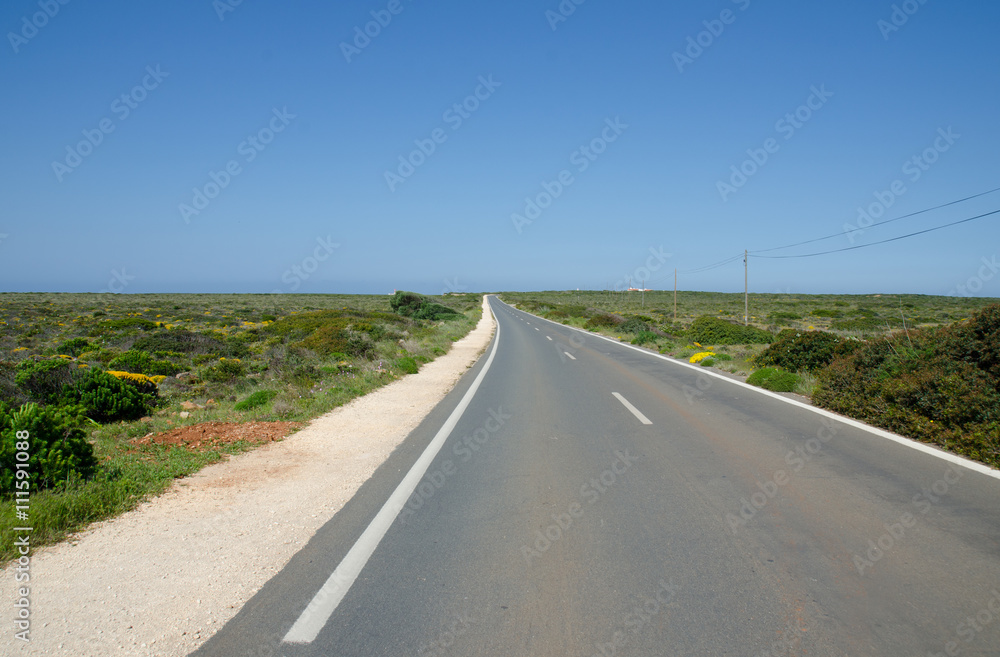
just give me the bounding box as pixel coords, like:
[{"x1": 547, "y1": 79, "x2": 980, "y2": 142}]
[
  {"x1": 535, "y1": 328, "x2": 539, "y2": 331},
  {"x1": 563, "y1": 352, "x2": 577, "y2": 360},
  {"x1": 612, "y1": 392, "x2": 652, "y2": 425},
  {"x1": 546, "y1": 336, "x2": 552, "y2": 341}
]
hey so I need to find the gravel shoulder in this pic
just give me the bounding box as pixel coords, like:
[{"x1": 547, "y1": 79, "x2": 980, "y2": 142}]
[{"x1": 4, "y1": 296, "x2": 495, "y2": 656}]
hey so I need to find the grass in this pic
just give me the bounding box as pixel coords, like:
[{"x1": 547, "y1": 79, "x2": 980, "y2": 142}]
[{"x1": 0, "y1": 292, "x2": 481, "y2": 564}]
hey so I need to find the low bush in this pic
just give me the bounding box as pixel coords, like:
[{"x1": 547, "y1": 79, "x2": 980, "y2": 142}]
[
  {"x1": 584, "y1": 313, "x2": 622, "y2": 330},
  {"x1": 15, "y1": 359, "x2": 80, "y2": 404},
  {"x1": 390, "y1": 291, "x2": 462, "y2": 321},
  {"x1": 393, "y1": 356, "x2": 419, "y2": 374},
  {"x1": 61, "y1": 369, "x2": 155, "y2": 423},
  {"x1": 620, "y1": 317, "x2": 651, "y2": 334},
  {"x1": 747, "y1": 367, "x2": 800, "y2": 392},
  {"x1": 57, "y1": 337, "x2": 91, "y2": 357},
  {"x1": 631, "y1": 331, "x2": 658, "y2": 346},
  {"x1": 107, "y1": 350, "x2": 182, "y2": 376},
  {"x1": 755, "y1": 329, "x2": 861, "y2": 372},
  {"x1": 100, "y1": 318, "x2": 158, "y2": 331},
  {"x1": 132, "y1": 330, "x2": 227, "y2": 355},
  {"x1": 234, "y1": 390, "x2": 278, "y2": 411},
  {"x1": 202, "y1": 358, "x2": 247, "y2": 383},
  {"x1": 813, "y1": 303, "x2": 1000, "y2": 467},
  {"x1": 687, "y1": 316, "x2": 773, "y2": 345},
  {"x1": 0, "y1": 403, "x2": 98, "y2": 494}
]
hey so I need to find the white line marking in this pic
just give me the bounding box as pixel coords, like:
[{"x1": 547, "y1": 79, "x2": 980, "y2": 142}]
[
  {"x1": 535, "y1": 328, "x2": 539, "y2": 331},
  {"x1": 283, "y1": 302, "x2": 502, "y2": 644},
  {"x1": 546, "y1": 336, "x2": 553, "y2": 341},
  {"x1": 495, "y1": 299, "x2": 1000, "y2": 481},
  {"x1": 612, "y1": 392, "x2": 653, "y2": 425},
  {"x1": 563, "y1": 352, "x2": 577, "y2": 360}
]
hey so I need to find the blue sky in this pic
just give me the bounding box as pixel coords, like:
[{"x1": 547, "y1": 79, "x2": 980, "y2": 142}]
[{"x1": 2, "y1": 0, "x2": 998, "y2": 296}]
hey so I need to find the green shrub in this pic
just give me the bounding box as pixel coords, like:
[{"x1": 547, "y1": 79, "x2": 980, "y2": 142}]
[
  {"x1": 700, "y1": 358, "x2": 716, "y2": 367},
  {"x1": 132, "y1": 330, "x2": 227, "y2": 355},
  {"x1": 747, "y1": 367, "x2": 800, "y2": 392},
  {"x1": 687, "y1": 316, "x2": 773, "y2": 345},
  {"x1": 810, "y1": 308, "x2": 843, "y2": 318},
  {"x1": 393, "y1": 356, "x2": 419, "y2": 374},
  {"x1": 631, "y1": 331, "x2": 658, "y2": 346},
  {"x1": 769, "y1": 312, "x2": 802, "y2": 321},
  {"x1": 202, "y1": 359, "x2": 247, "y2": 383},
  {"x1": 412, "y1": 302, "x2": 461, "y2": 321},
  {"x1": 620, "y1": 317, "x2": 651, "y2": 334},
  {"x1": 755, "y1": 330, "x2": 861, "y2": 372},
  {"x1": 57, "y1": 337, "x2": 91, "y2": 357},
  {"x1": 234, "y1": 390, "x2": 278, "y2": 411},
  {"x1": 107, "y1": 350, "x2": 182, "y2": 376},
  {"x1": 584, "y1": 313, "x2": 622, "y2": 330},
  {"x1": 15, "y1": 359, "x2": 80, "y2": 404},
  {"x1": 813, "y1": 304, "x2": 1000, "y2": 467},
  {"x1": 101, "y1": 318, "x2": 158, "y2": 331},
  {"x1": 0, "y1": 403, "x2": 98, "y2": 494},
  {"x1": 390, "y1": 291, "x2": 426, "y2": 315},
  {"x1": 60, "y1": 369, "x2": 155, "y2": 423}
]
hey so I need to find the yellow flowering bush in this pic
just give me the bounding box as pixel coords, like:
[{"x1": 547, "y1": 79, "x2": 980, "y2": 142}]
[
  {"x1": 689, "y1": 351, "x2": 716, "y2": 364},
  {"x1": 106, "y1": 371, "x2": 160, "y2": 387}
]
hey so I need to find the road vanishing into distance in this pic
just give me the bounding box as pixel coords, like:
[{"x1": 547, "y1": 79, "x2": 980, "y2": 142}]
[{"x1": 193, "y1": 296, "x2": 1000, "y2": 657}]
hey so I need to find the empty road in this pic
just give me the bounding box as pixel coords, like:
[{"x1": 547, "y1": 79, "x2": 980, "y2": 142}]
[{"x1": 193, "y1": 296, "x2": 1000, "y2": 656}]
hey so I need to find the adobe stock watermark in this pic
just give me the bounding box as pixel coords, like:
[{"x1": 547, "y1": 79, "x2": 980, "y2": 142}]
[
  {"x1": 270, "y1": 236, "x2": 340, "y2": 293},
  {"x1": 589, "y1": 576, "x2": 682, "y2": 657},
  {"x1": 842, "y1": 127, "x2": 959, "y2": 244},
  {"x1": 716, "y1": 84, "x2": 833, "y2": 202},
  {"x1": 7, "y1": 0, "x2": 72, "y2": 54},
  {"x1": 384, "y1": 75, "x2": 501, "y2": 193},
  {"x1": 400, "y1": 407, "x2": 511, "y2": 524},
  {"x1": 946, "y1": 255, "x2": 999, "y2": 297},
  {"x1": 340, "y1": 0, "x2": 414, "y2": 63},
  {"x1": 614, "y1": 246, "x2": 672, "y2": 291},
  {"x1": 416, "y1": 602, "x2": 479, "y2": 657},
  {"x1": 511, "y1": 117, "x2": 628, "y2": 234},
  {"x1": 545, "y1": 0, "x2": 589, "y2": 31},
  {"x1": 51, "y1": 65, "x2": 169, "y2": 183},
  {"x1": 99, "y1": 267, "x2": 136, "y2": 294},
  {"x1": 726, "y1": 417, "x2": 840, "y2": 533},
  {"x1": 673, "y1": 0, "x2": 751, "y2": 73},
  {"x1": 878, "y1": 0, "x2": 930, "y2": 41},
  {"x1": 441, "y1": 276, "x2": 468, "y2": 296},
  {"x1": 929, "y1": 588, "x2": 1000, "y2": 657},
  {"x1": 521, "y1": 448, "x2": 638, "y2": 565},
  {"x1": 852, "y1": 464, "x2": 963, "y2": 576},
  {"x1": 212, "y1": 0, "x2": 247, "y2": 21},
  {"x1": 179, "y1": 107, "x2": 296, "y2": 223}
]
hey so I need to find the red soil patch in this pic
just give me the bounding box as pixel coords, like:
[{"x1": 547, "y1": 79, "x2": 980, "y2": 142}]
[{"x1": 132, "y1": 421, "x2": 301, "y2": 450}]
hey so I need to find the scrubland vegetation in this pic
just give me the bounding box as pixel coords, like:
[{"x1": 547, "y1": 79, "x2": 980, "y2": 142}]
[{"x1": 0, "y1": 291, "x2": 479, "y2": 563}]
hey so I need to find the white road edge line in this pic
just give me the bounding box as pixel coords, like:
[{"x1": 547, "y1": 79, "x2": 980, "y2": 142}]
[
  {"x1": 612, "y1": 392, "x2": 653, "y2": 425},
  {"x1": 282, "y1": 299, "x2": 502, "y2": 644},
  {"x1": 496, "y1": 299, "x2": 1000, "y2": 481},
  {"x1": 563, "y1": 352, "x2": 577, "y2": 360}
]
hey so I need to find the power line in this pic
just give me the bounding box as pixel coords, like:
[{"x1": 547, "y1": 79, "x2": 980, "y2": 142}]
[
  {"x1": 753, "y1": 208, "x2": 1000, "y2": 259},
  {"x1": 752, "y1": 185, "x2": 1000, "y2": 254}
]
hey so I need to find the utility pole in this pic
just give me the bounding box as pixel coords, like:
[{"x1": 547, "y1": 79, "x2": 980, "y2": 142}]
[
  {"x1": 641, "y1": 280, "x2": 645, "y2": 307},
  {"x1": 744, "y1": 249, "x2": 749, "y2": 326},
  {"x1": 673, "y1": 268, "x2": 677, "y2": 322}
]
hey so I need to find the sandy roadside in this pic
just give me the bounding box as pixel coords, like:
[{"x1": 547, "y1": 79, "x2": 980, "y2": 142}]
[{"x1": 4, "y1": 296, "x2": 496, "y2": 656}]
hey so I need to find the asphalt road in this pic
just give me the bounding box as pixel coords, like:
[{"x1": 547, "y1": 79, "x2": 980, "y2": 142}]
[{"x1": 193, "y1": 296, "x2": 1000, "y2": 657}]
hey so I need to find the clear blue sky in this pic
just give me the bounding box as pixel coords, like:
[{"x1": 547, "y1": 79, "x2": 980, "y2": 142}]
[{"x1": 2, "y1": 0, "x2": 998, "y2": 296}]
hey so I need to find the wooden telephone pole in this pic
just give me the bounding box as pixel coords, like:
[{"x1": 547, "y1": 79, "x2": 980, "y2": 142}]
[
  {"x1": 744, "y1": 250, "x2": 749, "y2": 326},
  {"x1": 673, "y1": 268, "x2": 677, "y2": 321}
]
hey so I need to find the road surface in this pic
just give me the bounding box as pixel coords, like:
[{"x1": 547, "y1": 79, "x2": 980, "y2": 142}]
[{"x1": 193, "y1": 296, "x2": 1000, "y2": 656}]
